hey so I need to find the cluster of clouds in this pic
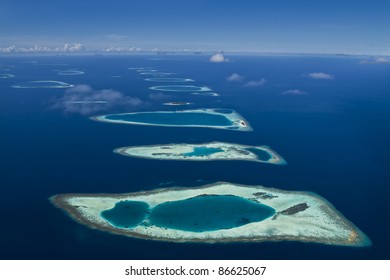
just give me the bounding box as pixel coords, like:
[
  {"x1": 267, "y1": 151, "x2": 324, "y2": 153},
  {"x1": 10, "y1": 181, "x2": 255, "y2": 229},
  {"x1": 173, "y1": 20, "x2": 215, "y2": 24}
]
[
  {"x1": 0, "y1": 43, "x2": 85, "y2": 53},
  {"x1": 226, "y1": 73, "x2": 267, "y2": 87},
  {"x1": 53, "y1": 84, "x2": 145, "y2": 115},
  {"x1": 282, "y1": 89, "x2": 307, "y2": 95},
  {"x1": 305, "y1": 72, "x2": 334, "y2": 80}
]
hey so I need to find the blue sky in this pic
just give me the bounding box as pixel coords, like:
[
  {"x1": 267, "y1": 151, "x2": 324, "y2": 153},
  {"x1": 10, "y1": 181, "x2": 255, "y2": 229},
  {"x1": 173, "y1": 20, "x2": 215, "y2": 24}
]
[{"x1": 1, "y1": 0, "x2": 389, "y2": 54}]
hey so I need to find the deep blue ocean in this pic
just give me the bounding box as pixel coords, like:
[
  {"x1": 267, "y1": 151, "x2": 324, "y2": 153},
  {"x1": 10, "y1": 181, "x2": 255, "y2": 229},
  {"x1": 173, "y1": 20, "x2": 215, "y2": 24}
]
[{"x1": 0, "y1": 54, "x2": 389, "y2": 259}]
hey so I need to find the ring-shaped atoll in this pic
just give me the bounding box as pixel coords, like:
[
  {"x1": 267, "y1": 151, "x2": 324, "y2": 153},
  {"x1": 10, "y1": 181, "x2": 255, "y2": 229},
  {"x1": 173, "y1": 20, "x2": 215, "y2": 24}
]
[
  {"x1": 114, "y1": 142, "x2": 287, "y2": 165},
  {"x1": 12, "y1": 80, "x2": 74, "y2": 89},
  {"x1": 50, "y1": 182, "x2": 371, "y2": 246},
  {"x1": 150, "y1": 85, "x2": 212, "y2": 92},
  {"x1": 145, "y1": 78, "x2": 194, "y2": 83},
  {"x1": 57, "y1": 70, "x2": 85, "y2": 75},
  {"x1": 91, "y1": 108, "x2": 253, "y2": 131}
]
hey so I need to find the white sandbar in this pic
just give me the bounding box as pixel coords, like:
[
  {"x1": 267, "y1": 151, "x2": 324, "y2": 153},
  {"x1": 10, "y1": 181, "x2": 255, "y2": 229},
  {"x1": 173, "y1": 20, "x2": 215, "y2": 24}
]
[
  {"x1": 114, "y1": 142, "x2": 286, "y2": 165},
  {"x1": 50, "y1": 182, "x2": 371, "y2": 247}
]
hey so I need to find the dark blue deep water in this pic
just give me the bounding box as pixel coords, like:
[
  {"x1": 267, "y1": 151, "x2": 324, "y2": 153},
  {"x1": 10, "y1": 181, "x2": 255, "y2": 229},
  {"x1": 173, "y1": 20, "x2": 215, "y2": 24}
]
[{"x1": 0, "y1": 54, "x2": 389, "y2": 259}]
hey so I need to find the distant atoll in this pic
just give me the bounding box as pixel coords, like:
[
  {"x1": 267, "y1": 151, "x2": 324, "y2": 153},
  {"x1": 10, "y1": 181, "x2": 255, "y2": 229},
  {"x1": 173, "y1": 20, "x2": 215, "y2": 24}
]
[
  {"x1": 150, "y1": 85, "x2": 212, "y2": 92},
  {"x1": 50, "y1": 182, "x2": 371, "y2": 247},
  {"x1": 91, "y1": 108, "x2": 253, "y2": 131},
  {"x1": 163, "y1": 102, "x2": 192, "y2": 106},
  {"x1": 12, "y1": 80, "x2": 73, "y2": 89},
  {"x1": 114, "y1": 142, "x2": 286, "y2": 165}
]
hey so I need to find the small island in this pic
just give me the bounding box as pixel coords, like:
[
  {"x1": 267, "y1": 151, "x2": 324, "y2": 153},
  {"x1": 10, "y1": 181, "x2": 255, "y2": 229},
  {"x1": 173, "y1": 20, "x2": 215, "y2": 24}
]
[
  {"x1": 50, "y1": 182, "x2": 371, "y2": 247},
  {"x1": 163, "y1": 102, "x2": 192, "y2": 106},
  {"x1": 91, "y1": 108, "x2": 253, "y2": 131},
  {"x1": 114, "y1": 142, "x2": 287, "y2": 165}
]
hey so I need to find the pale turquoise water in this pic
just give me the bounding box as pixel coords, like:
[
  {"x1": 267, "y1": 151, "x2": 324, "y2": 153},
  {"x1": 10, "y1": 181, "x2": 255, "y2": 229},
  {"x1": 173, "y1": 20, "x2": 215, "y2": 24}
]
[
  {"x1": 183, "y1": 147, "x2": 224, "y2": 157},
  {"x1": 101, "y1": 200, "x2": 150, "y2": 228},
  {"x1": 148, "y1": 195, "x2": 276, "y2": 232}
]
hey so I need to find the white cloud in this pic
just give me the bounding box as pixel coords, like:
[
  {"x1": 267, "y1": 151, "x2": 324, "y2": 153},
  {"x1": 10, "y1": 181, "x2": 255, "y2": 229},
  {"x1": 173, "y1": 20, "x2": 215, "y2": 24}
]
[
  {"x1": 53, "y1": 84, "x2": 144, "y2": 115},
  {"x1": 244, "y1": 78, "x2": 267, "y2": 87},
  {"x1": 209, "y1": 53, "x2": 229, "y2": 63},
  {"x1": 306, "y1": 72, "x2": 334, "y2": 80},
  {"x1": 282, "y1": 89, "x2": 307, "y2": 95},
  {"x1": 226, "y1": 73, "x2": 244, "y2": 82}
]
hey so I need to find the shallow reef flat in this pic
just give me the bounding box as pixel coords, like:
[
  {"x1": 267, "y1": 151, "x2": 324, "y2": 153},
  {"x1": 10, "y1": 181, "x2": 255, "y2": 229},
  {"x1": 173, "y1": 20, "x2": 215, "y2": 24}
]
[
  {"x1": 114, "y1": 142, "x2": 287, "y2": 165},
  {"x1": 50, "y1": 182, "x2": 371, "y2": 247},
  {"x1": 91, "y1": 108, "x2": 253, "y2": 131}
]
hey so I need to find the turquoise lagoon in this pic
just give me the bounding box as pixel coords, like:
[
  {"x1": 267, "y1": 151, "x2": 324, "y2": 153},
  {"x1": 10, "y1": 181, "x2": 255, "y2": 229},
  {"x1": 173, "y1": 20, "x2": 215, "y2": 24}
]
[
  {"x1": 183, "y1": 147, "x2": 224, "y2": 157},
  {"x1": 100, "y1": 195, "x2": 276, "y2": 232},
  {"x1": 101, "y1": 201, "x2": 149, "y2": 228}
]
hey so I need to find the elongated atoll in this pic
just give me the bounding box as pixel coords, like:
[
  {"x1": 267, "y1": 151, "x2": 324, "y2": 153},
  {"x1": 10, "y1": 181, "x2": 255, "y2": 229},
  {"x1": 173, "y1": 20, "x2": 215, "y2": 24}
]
[
  {"x1": 114, "y1": 142, "x2": 286, "y2": 165},
  {"x1": 145, "y1": 78, "x2": 194, "y2": 83},
  {"x1": 12, "y1": 80, "x2": 73, "y2": 89},
  {"x1": 50, "y1": 182, "x2": 371, "y2": 247},
  {"x1": 91, "y1": 108, "x2": 253, "y2": 131},
  {"x1": 150, "y1": 85, "x2": 212, "y2": 92}
]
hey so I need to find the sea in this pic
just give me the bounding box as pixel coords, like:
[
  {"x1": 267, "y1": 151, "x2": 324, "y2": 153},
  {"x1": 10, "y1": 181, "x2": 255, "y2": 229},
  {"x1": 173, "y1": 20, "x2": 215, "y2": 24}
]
[{"x1": 0, "y1": 53, "x2": 389, "y2": 260}]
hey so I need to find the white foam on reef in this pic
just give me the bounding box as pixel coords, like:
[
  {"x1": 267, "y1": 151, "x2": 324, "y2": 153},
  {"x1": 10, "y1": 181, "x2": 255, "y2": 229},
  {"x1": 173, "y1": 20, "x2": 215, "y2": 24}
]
[
  {"x1": 57, "y1": 70, "x2": 85, "y2": 75},
  {"x1": 150, "y1": 85, "x2": 212, "y2": 92},
  {"x1": 114, "y1": 142, "x2": 286, "y2": 165},
  {"x1": 12, "y1": 80, "x2": 74, "y2": 89},
  {"x1": 50, "y1": 182, "x2": 371, "y2": 247},
  {"x1": 0, "y1": 74, "x2": 15, "y2": 79},
  {"x1": 91, "y1": 108, "x2": 253, "y2": 132}
]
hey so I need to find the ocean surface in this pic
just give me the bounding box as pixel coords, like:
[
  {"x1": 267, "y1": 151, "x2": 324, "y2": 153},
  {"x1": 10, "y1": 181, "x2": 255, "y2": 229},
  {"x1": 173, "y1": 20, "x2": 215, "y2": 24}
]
[{"x1": 0, "y1": 54, "x2": 389, "y2": 259}]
